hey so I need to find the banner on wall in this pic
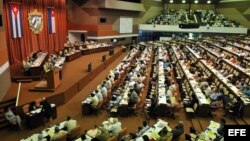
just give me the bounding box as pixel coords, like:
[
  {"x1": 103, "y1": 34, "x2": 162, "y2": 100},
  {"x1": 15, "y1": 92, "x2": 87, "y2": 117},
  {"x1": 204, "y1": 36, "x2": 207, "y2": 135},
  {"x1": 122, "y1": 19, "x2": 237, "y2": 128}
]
[
  {"x1": 28, "y1": 9, "x2": 43, "y2": 34},
  {"x1": 8, "y1": 3, "x2": 23, "y2": 38},
  {"x1": 48, "y1": 8, "x2": 56, "y2": 33}
]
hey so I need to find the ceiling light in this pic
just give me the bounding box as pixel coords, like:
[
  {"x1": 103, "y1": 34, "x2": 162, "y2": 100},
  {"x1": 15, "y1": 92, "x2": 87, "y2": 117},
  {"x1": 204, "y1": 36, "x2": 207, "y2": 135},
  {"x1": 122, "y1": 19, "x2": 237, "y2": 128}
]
[
  {"x1": 207, "y1": 0, "x2": 211, "y2": 4},
  {"x1": 195, "y1": 0, "x2": 198, "y2": 4},
  {"x1": 170, "y1": 0, "x2": 173, "y2": 3},
  {"x1": 182, "y1": 0, "x2": 186, "y2": 3}
]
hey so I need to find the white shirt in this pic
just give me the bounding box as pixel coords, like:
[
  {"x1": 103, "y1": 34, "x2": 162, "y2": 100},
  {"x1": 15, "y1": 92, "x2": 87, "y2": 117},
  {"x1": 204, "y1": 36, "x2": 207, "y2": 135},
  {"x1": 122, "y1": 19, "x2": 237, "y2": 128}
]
[{"x1": 110, "y1": 122, "x2": 122, "y2": 136}]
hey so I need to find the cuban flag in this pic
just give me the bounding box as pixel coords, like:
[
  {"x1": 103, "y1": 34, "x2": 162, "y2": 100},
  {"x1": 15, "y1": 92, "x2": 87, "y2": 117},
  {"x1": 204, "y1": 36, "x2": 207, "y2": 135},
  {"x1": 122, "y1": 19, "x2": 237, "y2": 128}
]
[
  {"x1": 48, "y1": 8, "x2": 56, "y2": 33},
  {"x1": 9, "y1": 3, "x2": 23, "y2": 38}
]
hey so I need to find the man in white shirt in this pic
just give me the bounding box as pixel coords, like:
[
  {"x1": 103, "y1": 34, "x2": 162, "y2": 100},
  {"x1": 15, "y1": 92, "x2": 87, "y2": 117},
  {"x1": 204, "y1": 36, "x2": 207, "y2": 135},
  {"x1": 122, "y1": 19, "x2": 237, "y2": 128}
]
[
  {"x1": 94, "y1": 90, "x2": 103, "y2": 103},
  {"x1": 109, "y1": 118, "x2": 121, "y2": 136},
  {"x1": 64, "y1": 116, "x2": 77, "y2": 133},
  {"x1": 105, "y1": 78, "x2": 112, "y2": 90},
  {"x1": 166, "y1": 89, "x2": 172, "y2": 98},
  {"x1": 4, "y1": 108, "x2": 22, "y2": 129},
  {"x1": 100, "y1": 84, "x2": 108, "y2": 98}
]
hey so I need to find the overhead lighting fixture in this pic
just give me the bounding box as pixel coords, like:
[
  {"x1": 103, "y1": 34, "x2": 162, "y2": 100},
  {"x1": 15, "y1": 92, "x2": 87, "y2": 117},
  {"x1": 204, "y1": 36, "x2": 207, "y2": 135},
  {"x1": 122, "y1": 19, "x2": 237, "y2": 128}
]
[
  {"x1": 195, "y1": 0, "x2": 198, "y2": 4},
  {"x1": 170, "y1": 0, "x2": 173, "y2": 3},
  {"x1": 207, "y1": 0, "x2": 211, "y2": 4},
  {"x1": 182, "y1": 0, "x2": 186, "y2": 3}
]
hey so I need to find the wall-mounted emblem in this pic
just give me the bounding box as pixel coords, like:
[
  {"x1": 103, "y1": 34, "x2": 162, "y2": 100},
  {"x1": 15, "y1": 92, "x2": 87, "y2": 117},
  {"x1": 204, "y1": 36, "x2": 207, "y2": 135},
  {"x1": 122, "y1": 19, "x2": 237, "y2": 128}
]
[{"x1": 28, "y1": 9, "x2": 43, "y2": 34}]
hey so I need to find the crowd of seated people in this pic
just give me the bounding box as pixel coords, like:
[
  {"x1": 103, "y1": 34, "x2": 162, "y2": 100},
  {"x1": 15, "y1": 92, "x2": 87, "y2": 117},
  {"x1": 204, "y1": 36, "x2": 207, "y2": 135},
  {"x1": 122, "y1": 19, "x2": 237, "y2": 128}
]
[
  {"x1": 145, "y1": 43, "x2": 181, "y2": 119},
  {"x1": 77, "y1": 117, "x2": 122, "y2": 141},
  {"x1": 186, "y1": 119, "x2": 224, "y2": 141},
  {"x1": 180, "y1": 40, "x2": 248, "y2": 117},
  {"x1": 146, "y1": 9, "x2": 186, "y2": 25},
  {"x1": 110, "y1": 45, "x2": 151, "y2": 115},
  {"x1": 43, "y1": 53, "x2": 65, "y2": 73},
  {"x1": 64, "y1": 39, "x2": 113, "y2": 50},
  {"x1": 199, "y1": 42, "x2": 250, "y2": 97},
  {"x1": 196, "y1": 10, "x2": 241, "y2": 27},
  {"x1": 85, "y1": 41, "x2": 112, "y2": 49},
  {"x1": 125, "y1": 119, "x2": 183, "y2": 141},
  {"x1": 21, "y1": 115, "x2": 79, "y2": 141},
  {"x1": 22, "y1": 50, "x2": 44, "y2": 72},
  {"x1": 146, "y1": 9, "x2": 242, "y2": 27},
  {"x1": 82, "y1": 46, "x2": 140, "y2": 115}
]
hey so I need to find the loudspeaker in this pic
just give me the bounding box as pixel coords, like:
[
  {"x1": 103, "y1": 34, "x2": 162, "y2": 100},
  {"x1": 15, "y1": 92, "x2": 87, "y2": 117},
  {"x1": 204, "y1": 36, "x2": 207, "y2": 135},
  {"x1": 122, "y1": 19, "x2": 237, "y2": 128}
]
[
  {"x1": 179, "y1": 23, "x2": 200, "y2": 29},
  {"x1": 100, "y1": 17, "x2": 106, "y2": 23},
  {"x1": 88, "y1": 63, "x2": 92, "y2": 72},
  {"x1": 102, "y1": 55, "x2": 106, "y2": 62},
  {"x1": 109, "y1": 49, "x2": 114, "y2": 56},
  {"x1": 72, "y1": 0, "x2": 88, "y2": 6},
  {"x1": 0, "y1": 14, "x2": 2, "y2": 27}
]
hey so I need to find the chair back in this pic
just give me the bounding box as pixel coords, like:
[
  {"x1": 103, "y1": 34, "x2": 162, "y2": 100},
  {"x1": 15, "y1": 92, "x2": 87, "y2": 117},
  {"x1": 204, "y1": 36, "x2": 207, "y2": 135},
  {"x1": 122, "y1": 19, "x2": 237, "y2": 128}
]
[
  {"x1": 107, "y1": 136, "x2": 117, "y2": 141},
  {"x1": 54, "y1": 133, "x2": 67, "y2": 141},
  {"x1": 35, "y1": 98, "x2": 43, "y2": 108},
  {"x1": 118, "y1": 127, "x2": 127, "y2": 140},
  {"x1": 22, "y1": 104, "x2": 30, "y2": 114},
  {"x1": 193, "y1": 103, "x2": 198, "y2": 111},
  {"x1": 70, "y1": 125, "x2": 81, "y2": 138}
]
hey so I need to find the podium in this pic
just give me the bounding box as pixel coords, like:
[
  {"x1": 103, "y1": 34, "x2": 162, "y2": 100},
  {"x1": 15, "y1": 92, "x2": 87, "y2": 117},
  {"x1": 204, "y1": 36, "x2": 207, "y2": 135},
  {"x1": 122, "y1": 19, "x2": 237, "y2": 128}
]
[{"x1": 46, "y1": 68, "x2": 61, "y2": 89}]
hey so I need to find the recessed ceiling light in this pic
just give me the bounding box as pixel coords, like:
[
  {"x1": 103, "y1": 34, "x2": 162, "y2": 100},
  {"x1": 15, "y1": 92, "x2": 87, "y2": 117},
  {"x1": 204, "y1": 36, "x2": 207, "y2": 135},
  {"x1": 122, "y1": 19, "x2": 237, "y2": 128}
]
[
  {"x1": 207, "y1": 0, "x2": 211, "y2": 4},
  {"x1": 170, "y1": 0, "x2": 173, "y2": 3},
  {"x1": 195, "y1": 0, "x2": 198, "y2": 4},
  {"x1": 182, "y1": 0, "x2": 186, "y2": 3}
]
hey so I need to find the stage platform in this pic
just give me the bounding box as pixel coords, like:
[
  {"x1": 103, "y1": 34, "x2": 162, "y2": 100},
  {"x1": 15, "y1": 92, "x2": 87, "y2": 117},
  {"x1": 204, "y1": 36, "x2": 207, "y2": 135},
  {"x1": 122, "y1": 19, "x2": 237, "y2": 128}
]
[{"x1": 3, "y1": 47, "x2": 124, "y2": 111}]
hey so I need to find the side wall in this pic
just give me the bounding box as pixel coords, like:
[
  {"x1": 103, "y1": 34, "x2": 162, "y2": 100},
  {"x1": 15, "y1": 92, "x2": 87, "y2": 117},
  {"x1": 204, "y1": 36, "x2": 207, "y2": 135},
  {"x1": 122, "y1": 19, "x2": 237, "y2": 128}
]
[
  {"x1": 67, "y1": 1, "x2": 217, "y2": 36},
  {"x1": 0, "y1": 1, "x2": 11, "y2": 100},
  {"x1": 216, "y1": 1, "x2": 250, "y2": 28}
]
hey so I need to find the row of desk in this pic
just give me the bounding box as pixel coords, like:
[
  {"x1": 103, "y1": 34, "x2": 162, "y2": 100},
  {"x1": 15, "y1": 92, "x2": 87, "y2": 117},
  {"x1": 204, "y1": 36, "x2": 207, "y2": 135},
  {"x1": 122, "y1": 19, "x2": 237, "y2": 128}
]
[
  {"x1": 183, "y1": 40, "x2": 250, "y2": 89},
  {"x1": 21, "y1": 116, "x2": 70, "y2": 141},
  {"x1": 177, "y1": 40, "x2": 250, "y2": 116},
  {"x1": 29, "y1": 52, "x2": 48, "y2": 76},
  {"x1": 64, "y1": 45, "x2": 114, "y2": 62},
  {"x1": 81, "y1": 47, "x2": 139, "y2": 116},
  {"x1": 168, "y1": 44, "x2": 210, "y2": 116},
  {"x1": 154, "y1": 46, "x2": 176, "y2": 117},
  {"x1": 117, "y1": 47, "x2": 152, "y2": 117},
  {"x1": 136, "y1": 119, "x2": 172, "y2": 141}
]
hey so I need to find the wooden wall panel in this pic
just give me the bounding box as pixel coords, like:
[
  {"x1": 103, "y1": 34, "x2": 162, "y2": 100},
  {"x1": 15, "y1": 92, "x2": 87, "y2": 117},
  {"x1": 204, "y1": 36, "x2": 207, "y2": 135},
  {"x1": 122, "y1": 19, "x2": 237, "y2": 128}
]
[{"x1": 0, "y1": 68, "x2": 11, "y2": 100}]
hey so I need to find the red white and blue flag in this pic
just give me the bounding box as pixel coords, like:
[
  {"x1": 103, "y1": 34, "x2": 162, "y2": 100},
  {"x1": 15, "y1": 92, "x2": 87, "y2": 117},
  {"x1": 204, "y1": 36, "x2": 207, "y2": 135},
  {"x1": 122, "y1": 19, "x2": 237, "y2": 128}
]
[
  {"x1": 48, "y1": 8, "x2": 56, "y2": 33},
  {"x1": 8, "y1": 3, "x2": 23, "y2": 38}
]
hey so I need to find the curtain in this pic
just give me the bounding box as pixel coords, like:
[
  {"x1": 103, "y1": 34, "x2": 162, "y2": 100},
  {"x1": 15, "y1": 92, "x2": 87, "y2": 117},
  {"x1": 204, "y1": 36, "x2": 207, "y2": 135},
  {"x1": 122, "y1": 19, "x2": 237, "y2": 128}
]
[{"x1": 3, "y1": 0, "x2": 67, "y2": 64}]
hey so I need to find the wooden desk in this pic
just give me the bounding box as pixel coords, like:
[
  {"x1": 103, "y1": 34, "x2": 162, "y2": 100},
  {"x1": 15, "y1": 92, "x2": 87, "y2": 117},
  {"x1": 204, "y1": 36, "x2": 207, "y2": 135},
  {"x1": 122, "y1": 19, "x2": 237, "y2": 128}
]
[
  {"x1": 82, "y1": 46, "x2": 113, "y2": 55},
  {"x1": 29, "y1": 53, "x2": 48, "y2": 76},
  {"x1": 26, "y1": 105, "x2": 57, "y2": 129},
  {"x1": 65, "y1": 51, "x2": 82, "y2": 62},
  {"x1": 169, "y1": 46, "x2": 210, "y2": 116}
]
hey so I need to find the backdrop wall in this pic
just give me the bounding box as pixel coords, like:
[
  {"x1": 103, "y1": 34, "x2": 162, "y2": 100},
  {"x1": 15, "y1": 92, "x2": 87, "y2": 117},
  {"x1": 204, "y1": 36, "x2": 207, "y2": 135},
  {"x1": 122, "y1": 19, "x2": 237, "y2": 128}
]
[{"x1": 4, "y1": 0, "x2": 67, "y2": 64}]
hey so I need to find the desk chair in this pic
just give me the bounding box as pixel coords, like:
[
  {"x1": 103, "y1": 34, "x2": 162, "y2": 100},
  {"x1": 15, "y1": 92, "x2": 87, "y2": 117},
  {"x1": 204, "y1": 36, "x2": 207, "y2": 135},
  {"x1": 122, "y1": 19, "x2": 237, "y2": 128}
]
[
  {"x1": 22, "y1": 104, "x2": 30, "y2": 116},
  {"x1": 35, "y1": 98, "x2": 43, "y2": 108},
  {"x1": 92, "y1": 102, "x2": 102, "y2": 116},
  {"x1": 107, "y1": 135, "x2": 117, "y2": 141},
  {"x1": 70, "y1": 125, "x2": 81, "y2": 139},
  {"x1": 54, "y1": 133, "x2": 67, "y2": 141},
  {"x1": 117, "y1": 127, "x2": 127, "y2": 140},
  {"x1": 228, "y1": 104, "x2": 243, "y2": 119},
  {"x1": 185, "y1": 103, "x2": 198, "y2": 118}
]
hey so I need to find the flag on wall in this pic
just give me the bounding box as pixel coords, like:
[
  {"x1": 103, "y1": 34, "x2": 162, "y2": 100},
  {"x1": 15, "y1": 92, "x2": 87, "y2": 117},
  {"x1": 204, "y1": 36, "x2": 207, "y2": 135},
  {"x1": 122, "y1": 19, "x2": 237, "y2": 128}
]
[
  {"x1": 8, "y1": 3, "x2": 23, "y2": 38},
  {"x1": 48, "y1": 8, "x2": 56, "y2": 33}
]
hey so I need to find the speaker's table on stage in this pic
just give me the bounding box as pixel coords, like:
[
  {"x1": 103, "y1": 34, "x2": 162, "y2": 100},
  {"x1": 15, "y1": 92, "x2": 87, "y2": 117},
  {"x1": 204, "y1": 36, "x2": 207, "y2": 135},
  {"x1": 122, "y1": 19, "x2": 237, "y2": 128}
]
[
  {"x1": 29, "y1": 52, "x2": 48, "y2": 76},
  {"x1": 46, "y1": 68, "x2": 61, "y2": 89}
]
